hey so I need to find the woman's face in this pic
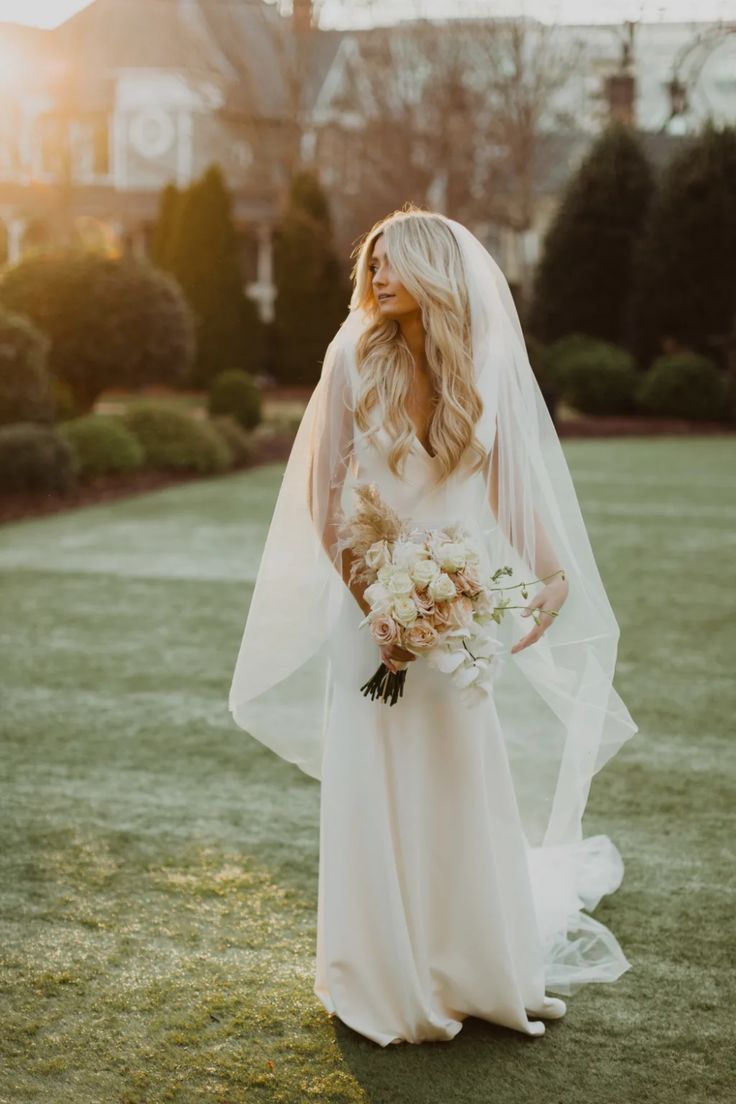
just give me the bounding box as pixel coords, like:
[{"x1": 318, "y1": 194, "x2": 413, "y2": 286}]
[{"x1": 369, "y1": 234, "x2": 420, "y2": 319}]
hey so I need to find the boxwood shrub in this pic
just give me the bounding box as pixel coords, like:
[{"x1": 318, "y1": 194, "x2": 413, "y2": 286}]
[
  {"x1": 0, "y1": 422, "x2": 78, "y2": 494},
  {"x1": 60, "y1": 415, "x2": 144, "y2": 479},
  {"x1": 122, "y1": 402, "x2": 232, "y2": 473},
  {"x1": 636, "y1": 353, "x2": 728, "y2": 421}
]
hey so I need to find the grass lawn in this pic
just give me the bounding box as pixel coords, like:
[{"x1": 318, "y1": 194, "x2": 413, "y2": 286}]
[{"x1": 1, "y1": 437, "x2": 734, "y2": 1103}]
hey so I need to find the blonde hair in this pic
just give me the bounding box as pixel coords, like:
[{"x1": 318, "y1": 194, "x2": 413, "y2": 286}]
[{"x1": 349, "y1": 204, "x2": 486, "y2": 486}]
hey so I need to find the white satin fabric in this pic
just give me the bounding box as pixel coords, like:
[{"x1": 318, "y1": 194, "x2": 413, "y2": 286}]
[{"x1": 311, "y1": 392, "x2": 630, "y2": 1045}]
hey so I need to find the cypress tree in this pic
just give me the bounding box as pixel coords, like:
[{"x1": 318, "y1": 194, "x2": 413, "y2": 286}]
[
  {"x1": 273, "y1": 170, "x2": 350, "y2": 385},
  {"x1": 529, "y1": 123, "x2": 653, "y2": 346},
  {"x1": 149, "y1": 181, "x2": 183, "y2": 270},
  {"x1": 629, "y1": 124, "x2": 736, "y2": 366},
  {"x1": 163, "y1": 163, "x2": 265, "y2": 386}
]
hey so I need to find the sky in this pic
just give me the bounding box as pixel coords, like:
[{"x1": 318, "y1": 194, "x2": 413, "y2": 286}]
[{"x1": 0, "y1": 0, "x2": 734, "y2": 29}]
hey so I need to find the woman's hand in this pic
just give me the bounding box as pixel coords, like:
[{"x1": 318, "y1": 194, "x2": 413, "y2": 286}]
[
  {"x1": 511, "y1": 574, "x2": 569, "y2": 656},
  {"x1": 380, "y1": 642, "x2": 418, "y2": 674}
]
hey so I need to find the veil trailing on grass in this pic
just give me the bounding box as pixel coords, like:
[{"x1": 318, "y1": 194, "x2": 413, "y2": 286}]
[{"x1": 229, "y1": 215, "x2": 638, "y2": 995}]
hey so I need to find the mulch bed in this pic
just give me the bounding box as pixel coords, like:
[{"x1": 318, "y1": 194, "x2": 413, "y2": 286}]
[
  {"x1": 0, "y1": 430, "x2": 297, "y2": 526},
  {"x1": 1, "y1": 418, "x2": 732, "y2": 526}
]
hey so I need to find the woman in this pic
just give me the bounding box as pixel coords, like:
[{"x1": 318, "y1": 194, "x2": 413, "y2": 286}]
[{"x1": 229, "y1": 207, "x2": 638, "y2": 1046}]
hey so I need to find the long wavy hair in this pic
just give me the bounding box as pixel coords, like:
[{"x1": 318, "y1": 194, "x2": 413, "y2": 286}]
[{"x1": 349, "y1": 205, "x2": 486, "y2": 487}]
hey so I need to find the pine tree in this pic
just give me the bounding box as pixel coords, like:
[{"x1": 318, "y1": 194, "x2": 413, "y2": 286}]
[
  {"x1": 529, "y1": 123, "x2": 653, "y2": 346},
  {"x1": 629, "y1": 124, "x2": 736, "y2": 366},
  {"x1": 273, "y1": 170, "x2": 350, "y2": 385},
  {"x1": 149, "y1": 182, "x2": 183, "y2": 270},
  {"x1": 162, "y1": 164, "x2": 265, "y2": 386}
]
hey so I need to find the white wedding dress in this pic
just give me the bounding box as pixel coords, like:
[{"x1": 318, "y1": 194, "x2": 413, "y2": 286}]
[
  {"x1": 229, "y1": 241, "x2": 637, "y2": 1048},
  {"x1": 312, "y1": 416, "x2": 631, "y2": 1046}
]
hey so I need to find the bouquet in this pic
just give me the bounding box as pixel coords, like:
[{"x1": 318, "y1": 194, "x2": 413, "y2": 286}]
[{"x1": 339, "y1": 483, "x2": 565, "y2": 706}]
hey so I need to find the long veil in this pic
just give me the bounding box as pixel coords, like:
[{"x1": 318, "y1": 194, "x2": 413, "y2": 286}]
[{"x1": 228, "y1": 215, "x2": 638, "y2": 996}]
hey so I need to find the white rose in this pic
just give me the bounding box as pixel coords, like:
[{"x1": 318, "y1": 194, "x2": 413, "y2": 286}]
[
  {"x1": 392, "y1": 596, "x2": 419, "y2": 627},
  {"x1": 436, "y1": 541, "x2": 468, "y2": 573},
  {"x1": 428, "y1": 572, "x2": 457, "y2": 601},
  {"x1": 364, "y1": 540, "x2": 391, "y2": 572},
  {"x1": 363, "y1": 580, "x2": 392, "y2": 612},
  {"x1": 410, "y1": 557, "x2": 441, "y2": 589},
  {"x1": 391, "y1": 540, "x2": 426, "y2": 570},
  {"x1": 386, "y1": 569, "x2": 414, "y2": 597}
]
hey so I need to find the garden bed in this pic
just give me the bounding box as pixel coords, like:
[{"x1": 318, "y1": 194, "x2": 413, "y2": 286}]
[{"x1": 0, "y1": 429, "x2": 297, "y2": 525}]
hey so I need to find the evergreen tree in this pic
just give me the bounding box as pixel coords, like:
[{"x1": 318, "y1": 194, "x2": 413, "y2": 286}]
[
  {"x1": 273, "y1": 170, "x2": 350, "y2": 385},
  {"x1": 529, "y1": 123, "x2": 653, "y2": 346},
  {"x1": 629, "y1": 124, "x2": 736, "y2": 366},
  {"x1": 163, "y1": 164, "x2": 265, "y2": 386},
  {"x1": 149, "y1": 182, "x2": 183, "y2": 270}
]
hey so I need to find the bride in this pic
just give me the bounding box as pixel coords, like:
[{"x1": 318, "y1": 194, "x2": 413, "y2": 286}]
[{"x1": 229, "y1": 206, "x2": 638, "y2": 1046}]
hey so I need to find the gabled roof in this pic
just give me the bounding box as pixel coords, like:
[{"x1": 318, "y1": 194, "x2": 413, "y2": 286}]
[{"x1": 47, "y1": 0, "x2": 296, "y2": 119}]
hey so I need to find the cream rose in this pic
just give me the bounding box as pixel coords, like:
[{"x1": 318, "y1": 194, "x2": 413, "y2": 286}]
[
  {"x1": 363, "y1": 580, "x2": 392, "y2": 612},
  {"x1": 392, "y1": 596, "x2": 419, "y2": 627},
  {"x1": 391, "y1": 540, "x2": 426, "y2": 570},
  {"x1": 410, "y1": 557, "x2": 440, "y2": 590},
  {"x1": 411, "y1": 587, "x2": 435, "y2": 618},
  {"x1": 428, "y1": 571, "x2": 457, "y2": 602},
  {"x1": 385, "y1": 569, "x2": 414, "y2": 597},
  {"x1": 369, "y1": 613, "x2": 400, "y2": 647},
  {"x1": 455, "y1": 568, "x2": 483, "y2": 597},
  {"x1": 436, "y1": 541, "x2": 468, "y2": 573},
  {"x1": 404, "y1": 619, "x2": 439, "y2": 653},
  {"x1": 446, "y1": 595, "x2": 474, "y2": 630}
]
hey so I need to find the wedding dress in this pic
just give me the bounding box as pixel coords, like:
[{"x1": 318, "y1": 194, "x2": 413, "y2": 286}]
[{"x1": 229, "y1": 216, "x2": 638, "y2": 1046}]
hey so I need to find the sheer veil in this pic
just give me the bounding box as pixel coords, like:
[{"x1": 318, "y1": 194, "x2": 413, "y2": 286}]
[{"x1": 229, "y1": 214, "x2": 638, "y2": 995}]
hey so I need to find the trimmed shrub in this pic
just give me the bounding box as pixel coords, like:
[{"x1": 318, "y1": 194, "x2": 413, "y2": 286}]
[
  {"x1": 0, "y1": 250, "x2": 195, "y2": 412},
  {"x1": 209, "y1": 415, "x2": 255, "y2": 467},
  {"x1": 59, "y1": 415, "x2": 144, "y2": 479},
  {"x1": 208, "y1": 369, "x2": 262, "y2": 429},
  {"x1": 122, "y1": 402, "x2": 232, "y2": 473},
  {"x1": 636, "y1": 353, "x2": 728, "y2": 421},
  {"x1": 273, "y1": 169, "x2": 351, "y2": 385},
  {"x1": 0, "y1": 422, "x2": 78, "y2": 494},
  {"x1": 158, "y1": 165, "x2": 266, "y2": 385},
  {"x1": 529, "y1": 122, "x2": 654, "y2": 345},
  {"x1": 0, "y1": 306, "x2": 53, "y2": 426},
  {"x1": 548, "y1": 335, "x2": 638, "y2": 415}
]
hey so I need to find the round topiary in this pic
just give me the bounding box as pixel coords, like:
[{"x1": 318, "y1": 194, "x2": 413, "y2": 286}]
[
  {"x1": 0, "y1": 422, "x2": 78, "y2": 494},
  {"x1": 0, "y1": 250, "x2": 195, "y2": 412},
  {"x1": 636, "y1": 353, "x2": 728, "y2": 421},
  {"x1": 207, "y1": 369, "x2": 262, "y2": 430},
  {"x1": 0, "y1": 306, "x2": 53, "y2": 426},
  {"x1": 122, "y1": 402, "x2": 232, "y2": 473},
  {"x1": 59, "y1": 415, "x2": 144, "y2": 479},
  {"x1": 547, "y1": 335, "x2": 638, "y2": 415},
  {"x1": 209, "y1": 415, "x2": 255, "y2": 467}
]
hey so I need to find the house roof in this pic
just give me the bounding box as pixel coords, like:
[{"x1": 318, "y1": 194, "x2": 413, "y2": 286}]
[{"x1": 48, "y1": 0, "x2": 294, "y2": 118}]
